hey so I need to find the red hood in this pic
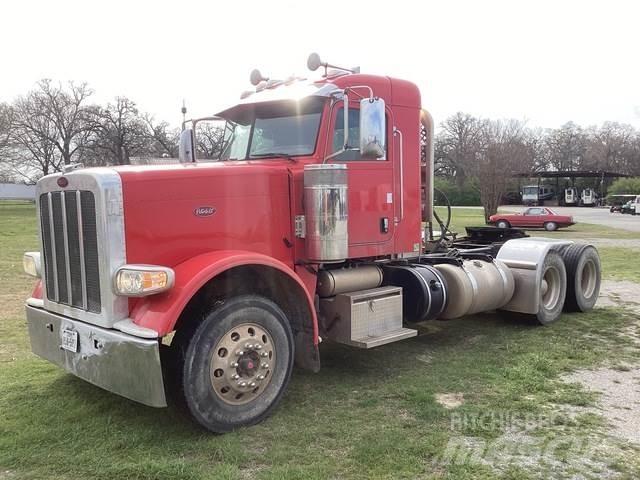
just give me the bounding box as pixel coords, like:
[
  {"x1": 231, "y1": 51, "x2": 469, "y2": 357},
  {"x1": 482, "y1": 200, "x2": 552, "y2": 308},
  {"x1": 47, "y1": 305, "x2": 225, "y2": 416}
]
[{"x1": 116, "y1": 162, "x2": 295, "y2": 268}]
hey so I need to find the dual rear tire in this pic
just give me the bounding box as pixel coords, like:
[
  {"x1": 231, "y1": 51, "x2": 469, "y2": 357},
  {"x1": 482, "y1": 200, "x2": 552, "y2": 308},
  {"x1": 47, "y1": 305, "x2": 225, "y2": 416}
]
[
  {"x1": 533, "y1": 245, "x2": 601, "y2": 325},
  {"x1": 562, "y1": 244, "x2": 601, "y2": 313}
]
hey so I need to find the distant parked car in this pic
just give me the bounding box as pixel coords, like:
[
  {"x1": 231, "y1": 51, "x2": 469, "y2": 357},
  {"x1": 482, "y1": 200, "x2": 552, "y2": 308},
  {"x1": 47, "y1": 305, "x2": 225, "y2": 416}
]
[
  {"x1": 620, "y1": 201, "x2": 636, "y2": 215},
  {"x1": 488, "y1": 207, "x2": 575, "y2": 231}
]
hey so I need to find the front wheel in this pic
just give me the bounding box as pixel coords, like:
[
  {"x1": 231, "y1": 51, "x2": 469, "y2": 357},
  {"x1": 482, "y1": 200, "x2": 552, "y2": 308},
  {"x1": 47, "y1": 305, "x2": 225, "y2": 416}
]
[
  {"x1": 178, "y1": 295, "x2": 294, "y2": 432},
  {"x1": 496, "y1": 220, "x2": 510, "y2": 229}
]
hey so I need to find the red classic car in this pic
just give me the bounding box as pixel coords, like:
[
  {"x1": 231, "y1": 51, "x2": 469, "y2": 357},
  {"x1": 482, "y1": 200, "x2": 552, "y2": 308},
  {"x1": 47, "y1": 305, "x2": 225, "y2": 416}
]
[{"x1": 488, "y1": 207, "x2": 575, "y2": 231}]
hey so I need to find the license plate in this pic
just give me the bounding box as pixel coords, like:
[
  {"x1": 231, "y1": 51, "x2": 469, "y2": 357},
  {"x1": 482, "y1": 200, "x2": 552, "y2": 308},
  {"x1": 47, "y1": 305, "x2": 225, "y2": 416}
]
[{"x1": 61, "y1": 329, "x2": 78, "y2": 352}]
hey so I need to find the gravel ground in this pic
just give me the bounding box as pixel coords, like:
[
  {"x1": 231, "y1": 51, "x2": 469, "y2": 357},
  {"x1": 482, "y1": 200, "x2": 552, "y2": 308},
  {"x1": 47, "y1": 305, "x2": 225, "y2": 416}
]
[
  {"x1": 563, "y1": 367, "x2": 640, "y2": 445},
  {"x1": 560, "y1": 280, "x2": 640, "y2": 446}
]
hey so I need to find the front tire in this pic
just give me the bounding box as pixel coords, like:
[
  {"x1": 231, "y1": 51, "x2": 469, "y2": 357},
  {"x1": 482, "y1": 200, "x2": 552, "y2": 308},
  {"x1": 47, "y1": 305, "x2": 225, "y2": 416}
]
[
  {"x1": 496, "y1": 220, "x2": 510, "y2": 229},
  {"x1": 179, "y1": 295, "x2": 294, "y2": 432}
]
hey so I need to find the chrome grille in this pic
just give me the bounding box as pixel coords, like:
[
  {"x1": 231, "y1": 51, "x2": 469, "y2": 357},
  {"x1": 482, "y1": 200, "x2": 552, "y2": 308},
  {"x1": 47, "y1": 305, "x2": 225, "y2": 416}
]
[{"x1": 39, "y1": 191, "x2": 101, "y2": 313}]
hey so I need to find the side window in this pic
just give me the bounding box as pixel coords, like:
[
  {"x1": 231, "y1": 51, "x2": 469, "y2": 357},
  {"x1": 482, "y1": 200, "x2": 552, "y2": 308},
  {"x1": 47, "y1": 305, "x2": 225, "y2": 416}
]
[
  {"x1": 332, "y1": 107, "x2": 361, "y2": 161},
  {"x1": 527, "y1": 208, "x2": 543, "y2": 215}
]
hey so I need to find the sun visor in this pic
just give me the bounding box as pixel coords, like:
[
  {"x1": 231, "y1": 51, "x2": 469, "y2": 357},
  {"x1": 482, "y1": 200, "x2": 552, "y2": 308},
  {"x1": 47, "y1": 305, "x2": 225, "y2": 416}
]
[{"x1": 216, "y1": 82, "x2": 338, "y2": 122}]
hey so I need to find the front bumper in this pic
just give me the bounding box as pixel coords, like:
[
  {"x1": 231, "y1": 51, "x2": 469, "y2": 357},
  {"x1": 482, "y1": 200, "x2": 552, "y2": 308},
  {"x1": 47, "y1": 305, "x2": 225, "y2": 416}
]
[{"x1": 26, "y1": 305, "x2": 167, "y2": 407}]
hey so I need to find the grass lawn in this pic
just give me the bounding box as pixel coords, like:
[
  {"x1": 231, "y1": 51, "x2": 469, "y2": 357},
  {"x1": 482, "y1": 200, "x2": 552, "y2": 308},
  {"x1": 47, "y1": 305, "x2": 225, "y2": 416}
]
[{"x1": 1, "y1": 202, "x2": 639, "y2": 479}]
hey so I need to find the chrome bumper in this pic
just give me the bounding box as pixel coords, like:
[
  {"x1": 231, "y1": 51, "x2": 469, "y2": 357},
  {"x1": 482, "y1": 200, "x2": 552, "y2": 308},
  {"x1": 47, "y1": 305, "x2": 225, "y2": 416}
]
[{"x1": 26, "y1": 305, "x2": 167, "y2": 408}]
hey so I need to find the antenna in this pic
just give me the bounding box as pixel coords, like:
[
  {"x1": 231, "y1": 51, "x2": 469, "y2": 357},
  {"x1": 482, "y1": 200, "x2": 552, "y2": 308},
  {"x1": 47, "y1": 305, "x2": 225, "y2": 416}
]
[{"x1": 181, "y1": 100, "x2": 187, "y2": 124}]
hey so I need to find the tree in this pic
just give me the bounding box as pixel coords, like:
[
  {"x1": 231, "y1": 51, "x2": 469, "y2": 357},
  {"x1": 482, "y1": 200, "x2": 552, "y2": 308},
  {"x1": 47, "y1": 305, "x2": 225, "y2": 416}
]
[
  {"x1": 473, "y1": 119, "x2": 533, "y2": 222},
  {"x1": 9, "y1": 95, "x2": 63, "y2": 180},
  {"x1": 584, "y1": 122, "x2": 638, "y2": 174},
  {"x1": 435, "y1": 112, "x2": 485, "y2": 184},
  {"x1": 143, "y1": 115, "x2": 180, "y2": 158},
  {"x1": 31, "y1": 79, "x2": 96, "y2": 166},
  {"x1": 91, "y1": 97, "x2": 149, "y2": 165},
  {"x1": 544, "y1": 122, "x2": 585, "y2": 172},
  {"x1": 0, "y1": 103, "x2": 11, "y2": 152},
  {"x1": 195, "y1": 122, "x2": 225, "y2": 159}
]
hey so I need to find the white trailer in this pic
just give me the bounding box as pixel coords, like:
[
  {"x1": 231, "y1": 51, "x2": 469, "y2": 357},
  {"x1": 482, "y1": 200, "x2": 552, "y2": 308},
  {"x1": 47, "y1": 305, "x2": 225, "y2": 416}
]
[
  {"x1": 580, "y1": 188, "x2": 598, "y2": 207},
  {"x1": 564, "y1": 187, "x2": 578, "y2": 205}
]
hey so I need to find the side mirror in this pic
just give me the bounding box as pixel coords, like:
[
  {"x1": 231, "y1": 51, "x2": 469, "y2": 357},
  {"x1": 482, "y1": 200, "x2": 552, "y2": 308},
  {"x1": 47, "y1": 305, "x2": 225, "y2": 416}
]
[
  {"x1": 179, "y1": 129, "x2": 195, "y2": 163},
  {"x1": 359, "y1": 98, "x2": 386, "y2": 159}
]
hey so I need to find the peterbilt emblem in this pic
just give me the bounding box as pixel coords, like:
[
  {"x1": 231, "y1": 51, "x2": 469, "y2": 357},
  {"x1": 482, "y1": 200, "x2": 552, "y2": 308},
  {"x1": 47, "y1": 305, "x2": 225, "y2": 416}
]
[{"x1": 194, "y1": 206, "x2": 216, "y2": 217}]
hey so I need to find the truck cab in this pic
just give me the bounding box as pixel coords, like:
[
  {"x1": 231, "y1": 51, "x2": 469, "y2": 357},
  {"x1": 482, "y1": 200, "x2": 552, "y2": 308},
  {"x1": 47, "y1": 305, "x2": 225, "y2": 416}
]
[{"x1": 23, "y1": 54, "x2": 602, "y2": 433}]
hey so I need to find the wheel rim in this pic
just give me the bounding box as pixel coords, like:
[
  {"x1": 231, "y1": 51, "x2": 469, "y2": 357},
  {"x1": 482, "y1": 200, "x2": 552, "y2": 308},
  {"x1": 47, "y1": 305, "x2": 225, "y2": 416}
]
[
  {"x1": 209, "y1": 323, "x2": 276, "y2": 405},
  {"x1": 541, "y1": 266, "x2": 561, "y2": 309},
  {"x1": 581, "y1": 259, "x2": 597, "y2": 299}
]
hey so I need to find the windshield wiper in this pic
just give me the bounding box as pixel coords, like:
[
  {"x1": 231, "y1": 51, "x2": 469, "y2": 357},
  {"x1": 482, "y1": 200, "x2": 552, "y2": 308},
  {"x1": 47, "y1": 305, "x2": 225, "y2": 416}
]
[{"x1": 249, "y1": 152, "x2": 297, "y2": 162}]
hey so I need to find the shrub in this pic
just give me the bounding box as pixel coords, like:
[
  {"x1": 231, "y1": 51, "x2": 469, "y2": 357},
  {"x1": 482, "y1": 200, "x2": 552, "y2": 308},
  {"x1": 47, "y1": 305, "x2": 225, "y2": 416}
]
[
  {"x1": 607, "y1": 177, "x2": 640, "y2": 195},
  {"x1": 434, "y1": 177, "x2": 481, "y2": 206}
]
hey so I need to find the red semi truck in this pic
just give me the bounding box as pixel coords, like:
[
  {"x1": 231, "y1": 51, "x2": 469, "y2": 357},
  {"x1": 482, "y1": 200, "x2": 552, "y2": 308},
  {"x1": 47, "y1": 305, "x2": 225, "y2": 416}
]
[{"x1": 23, "y1": 54, "x2": 602, "y2": 432}]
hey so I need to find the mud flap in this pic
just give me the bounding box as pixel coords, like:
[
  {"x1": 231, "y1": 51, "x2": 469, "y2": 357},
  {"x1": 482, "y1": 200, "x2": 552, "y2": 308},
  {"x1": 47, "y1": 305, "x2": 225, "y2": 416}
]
[{"x1": 294, "y1": 331, "x2": 320, "y2": 372}]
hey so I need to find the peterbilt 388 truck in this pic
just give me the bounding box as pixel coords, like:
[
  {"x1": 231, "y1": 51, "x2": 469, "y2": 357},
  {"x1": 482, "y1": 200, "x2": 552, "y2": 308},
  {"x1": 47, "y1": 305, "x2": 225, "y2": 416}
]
[{"x1": 23, "y1": 54, "x2": 602, "y2": 432}]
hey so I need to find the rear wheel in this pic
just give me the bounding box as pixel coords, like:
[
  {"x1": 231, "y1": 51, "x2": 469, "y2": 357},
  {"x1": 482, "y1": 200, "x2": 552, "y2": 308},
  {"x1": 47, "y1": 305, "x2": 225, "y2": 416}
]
[
  {"x1": 544, "y1": 222, "x2": 558, "y2": 231},
  {"x1": 176, "y1": 295, "x2": 294, "y2": 432},
  {"x1": 535, "y1": 252, "x2": 567, "y2": 325},
  {"x1": 496, "y1": 220, "x2": 510, "y2": 229},
  {"x1": 562, "y1": 244, "x2": 601, "y2": 312}
]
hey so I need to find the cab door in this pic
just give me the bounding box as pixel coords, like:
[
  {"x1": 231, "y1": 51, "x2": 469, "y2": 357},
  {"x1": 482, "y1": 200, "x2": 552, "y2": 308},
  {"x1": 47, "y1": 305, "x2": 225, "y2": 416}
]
[{"x1": 327, "y1": 104, "x2": 396, "y2": 256}]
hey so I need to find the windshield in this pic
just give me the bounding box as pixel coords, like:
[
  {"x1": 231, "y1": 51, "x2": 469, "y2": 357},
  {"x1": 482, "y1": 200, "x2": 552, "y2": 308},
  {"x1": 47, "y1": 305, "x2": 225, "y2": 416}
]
[
  {"x1": 219, "y1": 98, "x2": 324, "y2": 160},
  {"x1": 523, "y1": 187, "x2": 538, "y2": 195}
]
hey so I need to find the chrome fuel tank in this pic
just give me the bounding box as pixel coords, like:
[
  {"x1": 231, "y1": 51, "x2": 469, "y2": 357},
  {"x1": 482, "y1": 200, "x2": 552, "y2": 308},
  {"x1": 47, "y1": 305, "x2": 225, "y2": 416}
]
[{"x1": 304, "y1": 164, "x2": 348, "y2": 262}]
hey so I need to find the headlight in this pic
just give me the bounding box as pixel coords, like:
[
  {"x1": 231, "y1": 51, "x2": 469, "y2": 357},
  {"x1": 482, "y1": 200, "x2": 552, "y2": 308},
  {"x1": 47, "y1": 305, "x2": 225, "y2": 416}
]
[
  {"x1": 23, "y1": 252, "x2": 41, "y2": 278},
  {"x1": 114, "y1": 265, "x2": 174, "y2": 297}
]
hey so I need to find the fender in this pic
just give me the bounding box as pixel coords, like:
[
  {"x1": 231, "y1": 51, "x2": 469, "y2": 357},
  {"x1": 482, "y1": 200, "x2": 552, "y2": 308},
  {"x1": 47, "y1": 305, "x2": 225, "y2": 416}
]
[
  {"x1": 497, "y1": 237, "x2": 573, "y2": 314},
  {"x1": 129, "y1": 250, "x2": 318, "y2": 341}
]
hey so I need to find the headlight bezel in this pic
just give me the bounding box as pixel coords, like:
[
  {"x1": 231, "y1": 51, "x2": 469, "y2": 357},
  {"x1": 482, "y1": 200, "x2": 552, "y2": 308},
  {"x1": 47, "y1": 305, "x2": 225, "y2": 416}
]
[
  {"x1": 113, "y1": 264, "x2": 175, "y2": 297},
  {"x1": 23, "y1": 252, "x2": 42, "y2": 278}
]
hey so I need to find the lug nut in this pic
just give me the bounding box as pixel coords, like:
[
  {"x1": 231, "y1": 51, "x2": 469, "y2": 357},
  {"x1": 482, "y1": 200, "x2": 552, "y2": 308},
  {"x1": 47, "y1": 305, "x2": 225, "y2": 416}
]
[
  {"x1": 257, "y1": 375, "x2": 265, "y2": 380},
  {"x1": 249, "y1": 382, "x2": 256, "y2": 387},
  {"x1": 255, "y1": 344, "x2": 262, "y2": 350},
  {"x1": 231, "y1": 362, "x2": 239, "y2": 368},
  {"x1": 261, "y1": 363, "x2": 269, "y2": 369},
  {"x1": 239, "y1": 381, "x2": 247, "y2": 387},
  {"x1": 260, "y1": 352, "x2": 268, "y2": 357},
  {"x1": 236, "y1": 350, "x2": 244, "y2": 356},
  {"x1": 245, "y1": 343, "x2": 252, "y2": 349},
  {"x1": 232, "y1": 374, "x2": 239, "y2": 380}
]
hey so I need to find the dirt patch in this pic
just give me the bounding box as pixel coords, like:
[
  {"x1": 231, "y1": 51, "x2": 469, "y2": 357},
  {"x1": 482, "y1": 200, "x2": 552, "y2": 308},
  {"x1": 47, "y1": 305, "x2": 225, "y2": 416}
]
[
  {"x1": 562, "y1": 367, "x2": 640, "y2": 445},
  {"x1": 435, "y1": 393, "x2": 464, "y2": 409},
  {"x1": 552, "y1": 279, "x2": 640, "y2": 448},
  {"x1": 599, "y1": 280, "x2": 640, "y2": 314}
]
